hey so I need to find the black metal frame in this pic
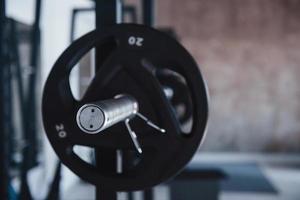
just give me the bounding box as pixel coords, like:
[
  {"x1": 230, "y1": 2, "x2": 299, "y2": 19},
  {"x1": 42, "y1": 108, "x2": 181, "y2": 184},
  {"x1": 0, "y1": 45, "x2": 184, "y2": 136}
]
[
  {"x1": 25, "y1": 0, "x2": 42, "y2": 167},
  {"x1": 19, "y1": 1, "x2": 42, "y2": 199},
  {"x1": 93, "y1": 0, "x2": 155, "y2": 199},
  {"x1": 142, "y1": 0, "x2": 154, "y2": 26},
  {"x1": 0, "y1": 0, "x2": 9, "y2": 199},
  {"x1": 95, "y1": 1, "x2": 122, "y2": 199}
]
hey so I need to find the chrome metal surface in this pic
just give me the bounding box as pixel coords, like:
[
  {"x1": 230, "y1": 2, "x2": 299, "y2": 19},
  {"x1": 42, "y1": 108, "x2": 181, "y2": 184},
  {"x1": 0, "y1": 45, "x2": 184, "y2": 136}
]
[
  {"x1": 76, "y1": 94, "x2": 165, "y2": 153},
  {"x1": 76, "y1": 95, "x2": 138, "y2": 134}
]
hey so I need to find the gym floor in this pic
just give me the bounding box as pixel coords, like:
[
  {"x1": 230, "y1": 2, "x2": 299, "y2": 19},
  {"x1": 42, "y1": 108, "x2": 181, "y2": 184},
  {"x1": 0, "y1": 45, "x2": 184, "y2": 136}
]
[
  {"x1": 63, "y1": 153, "x2": 300, "y2": 200},
  {"x1": 221, "y1": 167, "x2": 300, "y2": 200}
]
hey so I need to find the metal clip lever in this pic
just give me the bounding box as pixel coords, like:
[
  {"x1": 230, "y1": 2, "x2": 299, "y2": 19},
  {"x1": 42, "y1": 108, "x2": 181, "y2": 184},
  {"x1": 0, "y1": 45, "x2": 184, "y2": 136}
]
[
  {"x1": 136, "y1": 113, "x2": 166, "y2": 133},
  {"x1": 124, "y1": 119, "x2": 142, "y2": 154}
]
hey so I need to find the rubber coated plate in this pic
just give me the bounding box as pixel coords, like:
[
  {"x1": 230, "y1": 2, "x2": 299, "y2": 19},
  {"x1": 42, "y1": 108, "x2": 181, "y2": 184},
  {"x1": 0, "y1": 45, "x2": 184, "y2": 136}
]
[{"x1": 42, "y1": 24, "x2": 208, "y2": 191}]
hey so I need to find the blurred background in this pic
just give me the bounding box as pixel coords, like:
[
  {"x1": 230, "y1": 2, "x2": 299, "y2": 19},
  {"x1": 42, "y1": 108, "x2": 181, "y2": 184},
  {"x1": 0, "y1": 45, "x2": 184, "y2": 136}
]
[{"x1": 1, "y1": 0, "x2": 300, "y2": 199}]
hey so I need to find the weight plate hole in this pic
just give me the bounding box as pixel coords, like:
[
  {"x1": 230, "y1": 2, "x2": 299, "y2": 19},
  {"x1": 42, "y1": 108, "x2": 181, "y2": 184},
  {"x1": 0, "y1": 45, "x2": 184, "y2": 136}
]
[
  {"x1": 73, "y1": 145, "x2": 96, "y2": 166},
  {"x1": 68, "y1": 36, "x2": 117, "y2": 101},
  {"x1": 144, "y1": 63, "x2": 194, "y2": 136}
]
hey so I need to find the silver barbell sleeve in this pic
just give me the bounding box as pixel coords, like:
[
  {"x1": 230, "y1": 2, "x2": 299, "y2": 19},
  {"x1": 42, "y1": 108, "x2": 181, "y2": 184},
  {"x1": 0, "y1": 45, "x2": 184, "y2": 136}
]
[
  {"x1": 76, "y1": 94, "x2": 165, "y2": 154},
  {"x1": 76, "y1": 95, "x2": 138, "y2": 134}
]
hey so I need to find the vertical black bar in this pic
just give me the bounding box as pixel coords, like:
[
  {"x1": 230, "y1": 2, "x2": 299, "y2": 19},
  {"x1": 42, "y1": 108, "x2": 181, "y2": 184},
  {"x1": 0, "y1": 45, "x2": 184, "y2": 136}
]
[
  {"x1": 95, "y1": 0, "x2": 119, "y2": 30},
  {"x1": 20, "y1": 0, "x2": 42, "y2": 199},
  {"x1": 128, "y1": 192, "x2": 134, "y2": 200},
  {"x1": 30, "y1": 0, "x2": 41, "y2": 67},
  {"x1": 10, "y1": 19, "x2": 32, "y2": 200},
  {"x1": 0, "y1": 0, "x2": 8, "y2": 199},
  {"x1": 6, "y1": 20, "x2": 14, "y2": 172},
  {"x1": 45, "y1": 162, "x2": 61, "y2": 200},
  {"x1": 95, "y1": 0, "x2": 120, "y2": 70},
  {"x1": 10, "y1": 20, "x2": 27, "y2": 144},
  {"x1": 95, "y1": 154, "x2": 117, "y2": 200},
  {"x1": 143, "y1": 189, "x2": 154, "y2": 200},
  {"x1": 142, "y1": 0, "x2": 154, "y2": 26},
  {"x1": 94, "y1": 1, "x2": 121, "y2": 200},
  {"x1": 24, "y1": 0, "x2": 42, "y2": 168}
]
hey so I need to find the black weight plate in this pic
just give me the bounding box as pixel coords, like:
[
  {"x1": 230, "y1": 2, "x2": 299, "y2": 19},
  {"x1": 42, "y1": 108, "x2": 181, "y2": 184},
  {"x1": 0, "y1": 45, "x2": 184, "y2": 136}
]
[{"x1": 42, "y1": 24, "x2": 208, "y2": 191}]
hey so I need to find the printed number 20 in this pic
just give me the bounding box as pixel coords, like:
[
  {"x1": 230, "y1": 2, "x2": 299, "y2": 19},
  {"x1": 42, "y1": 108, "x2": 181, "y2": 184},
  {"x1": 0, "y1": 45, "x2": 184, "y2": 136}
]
[{"x1": 128, "y1": 36, "x2": 144, "y2": 47}]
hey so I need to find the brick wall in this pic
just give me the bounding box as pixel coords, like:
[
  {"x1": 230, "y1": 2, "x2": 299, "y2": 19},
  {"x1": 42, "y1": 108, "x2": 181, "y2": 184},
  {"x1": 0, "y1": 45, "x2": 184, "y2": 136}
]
[{"x1": 154, "y1": 0, "x2": 300, "y2": 152}]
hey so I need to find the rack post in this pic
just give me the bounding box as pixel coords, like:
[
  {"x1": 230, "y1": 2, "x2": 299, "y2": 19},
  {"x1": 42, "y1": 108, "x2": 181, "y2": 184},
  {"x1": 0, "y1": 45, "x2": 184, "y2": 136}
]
[
  {"x1": 94, "y1": 0, "x2": 123, "y2": 199},
  {"x1": 0, "y1": 0, "x2": 8, "y2": 198},
  {"x1": 143, "y1": 0, "x2": 155, "y2": 26}
]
